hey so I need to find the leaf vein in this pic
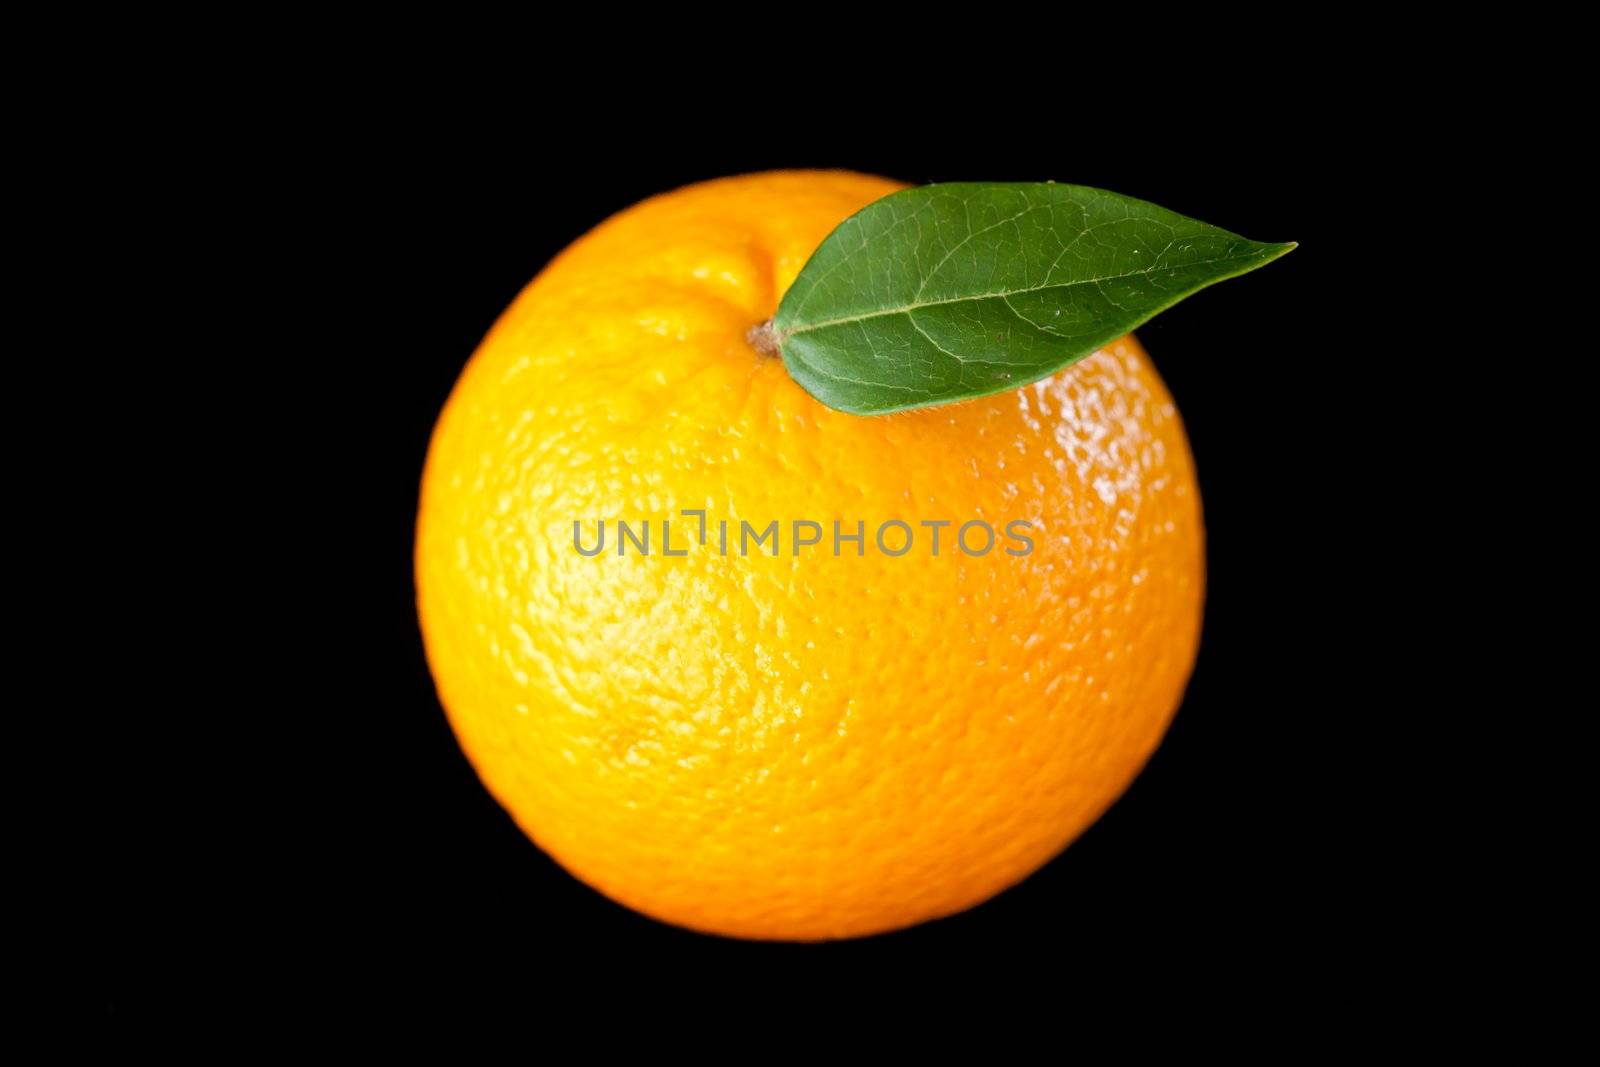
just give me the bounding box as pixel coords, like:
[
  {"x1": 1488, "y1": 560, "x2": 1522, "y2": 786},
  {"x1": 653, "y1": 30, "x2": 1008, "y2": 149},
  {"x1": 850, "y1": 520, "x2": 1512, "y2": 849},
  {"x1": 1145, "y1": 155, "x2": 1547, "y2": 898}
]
[{"x1": 782, "y1": 249, "x2": 1273, "y2": 337}]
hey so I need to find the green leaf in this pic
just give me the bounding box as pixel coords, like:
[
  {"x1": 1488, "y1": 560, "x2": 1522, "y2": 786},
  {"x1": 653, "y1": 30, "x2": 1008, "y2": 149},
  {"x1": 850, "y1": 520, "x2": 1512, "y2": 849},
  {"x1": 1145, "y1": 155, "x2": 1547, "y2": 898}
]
[{"x1": 772, "y1": 182, "x2": 1294, "y2": 415}]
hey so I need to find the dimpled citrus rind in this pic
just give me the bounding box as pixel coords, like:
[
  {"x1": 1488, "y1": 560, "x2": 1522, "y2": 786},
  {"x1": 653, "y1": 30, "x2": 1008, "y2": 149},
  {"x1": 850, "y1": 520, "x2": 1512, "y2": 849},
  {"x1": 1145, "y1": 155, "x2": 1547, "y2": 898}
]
[{"x1": 416, "y1": 170, "x2": 1204, "y2": 940}]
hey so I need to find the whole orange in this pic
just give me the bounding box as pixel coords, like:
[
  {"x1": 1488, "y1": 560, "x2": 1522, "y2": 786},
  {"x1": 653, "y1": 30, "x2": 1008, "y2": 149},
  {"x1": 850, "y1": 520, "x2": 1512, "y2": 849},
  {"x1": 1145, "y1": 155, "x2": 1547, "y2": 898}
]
[{"x1": 415, "y1": 170, "x2": 1204, "y2": 940}]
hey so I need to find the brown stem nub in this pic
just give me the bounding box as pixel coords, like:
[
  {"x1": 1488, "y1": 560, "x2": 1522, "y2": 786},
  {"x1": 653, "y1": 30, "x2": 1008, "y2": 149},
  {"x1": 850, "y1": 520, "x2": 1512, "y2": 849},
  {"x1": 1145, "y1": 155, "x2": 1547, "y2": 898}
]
[{"x1": 747, "y1": 319, "x2": 782, "y2": 358}]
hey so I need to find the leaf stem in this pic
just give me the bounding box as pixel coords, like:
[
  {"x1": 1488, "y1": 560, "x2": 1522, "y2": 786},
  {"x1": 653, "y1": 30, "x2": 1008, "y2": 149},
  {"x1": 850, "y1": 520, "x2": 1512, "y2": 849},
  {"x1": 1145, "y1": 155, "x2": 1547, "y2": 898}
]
[{"x1": 746, "y1": 319, "x2": 782, "y2": 358}]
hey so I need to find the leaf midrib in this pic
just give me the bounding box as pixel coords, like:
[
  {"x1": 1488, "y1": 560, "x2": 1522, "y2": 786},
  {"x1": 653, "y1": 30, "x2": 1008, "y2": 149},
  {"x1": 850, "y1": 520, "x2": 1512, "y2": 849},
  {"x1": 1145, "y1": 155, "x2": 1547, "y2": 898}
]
[{"x1": 779, "y1": 247, "x2": 1278, "y2": 339}]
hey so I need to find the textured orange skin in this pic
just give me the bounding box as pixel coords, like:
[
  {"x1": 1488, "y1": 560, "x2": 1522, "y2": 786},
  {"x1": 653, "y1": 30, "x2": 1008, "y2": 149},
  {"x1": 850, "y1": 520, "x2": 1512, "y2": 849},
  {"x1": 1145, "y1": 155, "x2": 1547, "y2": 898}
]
[{"x1": 416, "y1": 171, "x2": 1204, "y2": 941}]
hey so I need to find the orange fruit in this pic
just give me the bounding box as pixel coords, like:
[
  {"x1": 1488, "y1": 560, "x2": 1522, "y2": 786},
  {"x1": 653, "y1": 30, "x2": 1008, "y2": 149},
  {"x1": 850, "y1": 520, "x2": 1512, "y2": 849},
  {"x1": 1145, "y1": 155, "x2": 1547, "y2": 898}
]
[{"x1": 415, "y1": 170, "x2": 1204, "y2": 940}]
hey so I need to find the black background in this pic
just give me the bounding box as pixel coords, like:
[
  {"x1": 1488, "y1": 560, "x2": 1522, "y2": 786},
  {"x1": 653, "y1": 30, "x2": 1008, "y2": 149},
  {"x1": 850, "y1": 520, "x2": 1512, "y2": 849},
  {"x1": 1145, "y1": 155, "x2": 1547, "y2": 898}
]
[{"x1": 189, "y1": 104, "x2": 1367, "y2": 995}]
